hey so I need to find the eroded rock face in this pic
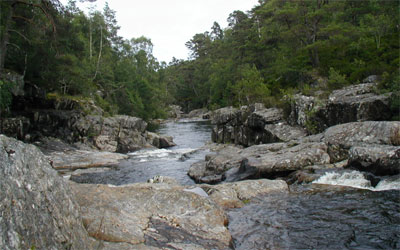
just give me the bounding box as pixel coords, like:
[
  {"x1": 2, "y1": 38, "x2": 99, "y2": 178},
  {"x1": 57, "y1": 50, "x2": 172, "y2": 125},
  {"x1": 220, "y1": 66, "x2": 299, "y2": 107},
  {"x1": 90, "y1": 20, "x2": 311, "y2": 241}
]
[
  {"x1": 70, "y1": 182, "x2": 232, "y2": 249},
  {"x1": 288, "y1": 81, "x2": 394, "y2": 133},
  {"x1": 0, "y1": 135, "x2": 90, "y2": 250},
  {"x1": 211, "y1": 105, "x2": 306, "y2": 146}
]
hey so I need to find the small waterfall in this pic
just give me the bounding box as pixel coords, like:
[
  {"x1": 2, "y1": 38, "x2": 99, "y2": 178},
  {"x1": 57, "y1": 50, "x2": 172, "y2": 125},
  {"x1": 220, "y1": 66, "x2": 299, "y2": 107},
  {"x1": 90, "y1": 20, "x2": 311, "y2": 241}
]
[{"x1": 313, "y1": 170, "x2": 400, "y2": 191}]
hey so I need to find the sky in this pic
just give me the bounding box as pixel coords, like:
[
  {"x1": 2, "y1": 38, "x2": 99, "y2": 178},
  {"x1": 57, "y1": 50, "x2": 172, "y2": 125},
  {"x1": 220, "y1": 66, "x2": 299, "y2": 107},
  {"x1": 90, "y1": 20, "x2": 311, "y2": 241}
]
[{"x1": 60, "y1": 0, "x2": 259, "y2": 63}]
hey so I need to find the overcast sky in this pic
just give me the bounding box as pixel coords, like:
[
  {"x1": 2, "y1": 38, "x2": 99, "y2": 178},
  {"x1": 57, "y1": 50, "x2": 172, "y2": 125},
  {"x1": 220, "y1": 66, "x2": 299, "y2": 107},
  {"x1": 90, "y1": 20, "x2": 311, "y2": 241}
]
[{"x1": 60, "y1": 0, "x2": 259, "y2": 63}]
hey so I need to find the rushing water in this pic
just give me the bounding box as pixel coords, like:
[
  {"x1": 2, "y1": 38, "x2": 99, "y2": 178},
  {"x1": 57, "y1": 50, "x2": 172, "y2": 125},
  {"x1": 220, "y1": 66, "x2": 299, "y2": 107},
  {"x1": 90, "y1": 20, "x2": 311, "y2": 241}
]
[
  {"x1": 71, "y1": 120, "x2": 400, "y2": 249},
  {"x1": 71, "y1": 119, "x2": 213, "y2": 185}
]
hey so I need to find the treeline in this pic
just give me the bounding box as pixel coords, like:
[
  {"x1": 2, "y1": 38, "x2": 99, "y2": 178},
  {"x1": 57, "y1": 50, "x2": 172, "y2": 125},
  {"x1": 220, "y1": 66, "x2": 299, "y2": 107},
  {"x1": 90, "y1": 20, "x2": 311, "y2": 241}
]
[
  {"x1": 1, "y1": 0, "x2": 168, "y2": 120},
  {"x1": 1, "y1": 0, "x2": 399, "y2": 118},
  {"x1": 164, "y1": 0, "x2": 399, "y2": 111}
]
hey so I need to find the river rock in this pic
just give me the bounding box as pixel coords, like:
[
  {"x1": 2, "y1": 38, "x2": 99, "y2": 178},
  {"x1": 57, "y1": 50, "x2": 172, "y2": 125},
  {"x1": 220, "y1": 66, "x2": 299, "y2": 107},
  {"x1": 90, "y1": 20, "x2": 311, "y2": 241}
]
[
  {"x1": 1, "y1": 116, "x2": 31, "y2": 140},
  {"x1": 200, "y1": 179, "x2": 289, "y2": 209},
  {"x1": 288, "y1": 82, "x2": 394, "y2": 133},
  {"x1": 70, "y1": 182, "x2": 232, "y2": 249},
  {"x1": 348, "y1": 145, "x2": 400, "y2": 175},
  {"x1": 36, "y1": 137, "x2": 128, "y2": 172},
  {"x1": 244, "y1": 142, "x2": 330, "y2": 177},
  {"x1": 324, "y1": 121, "x2": 400, "y2": 162},
  {"x1": 146, "y1": 132, "x2": 176, "y2": 149},
  {"x1": 167, "y1": 105, "x2": 184, "y2": 119},
  {"x1": 186, "y1": 108, "x2": 208, "y2": 119},
  {"x1": 326, "y1": 82, "x2": 392, "y2": 125},
  {"x1": 0, "y1": 135, "x2": 90, "y2": 249},
  {"x1": 211, "y1": 106, "x2": 306, "y2": 146},
  {"x1": 189, "y1": 140, "x2": 330, "y2": 183}
]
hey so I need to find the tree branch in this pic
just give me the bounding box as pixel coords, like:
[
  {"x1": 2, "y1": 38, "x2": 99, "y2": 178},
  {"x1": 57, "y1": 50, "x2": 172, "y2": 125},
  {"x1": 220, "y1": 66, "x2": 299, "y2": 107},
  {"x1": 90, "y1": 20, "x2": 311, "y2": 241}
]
[
  {"x1": 9, "y1": 29, "x2": 31, "y2": 44},
  {"x1": 14, "y1": 0, "x2": 57, "y2": 33},
  {"x1": 12, "y1": 15, "x2": 34, "y2": 24}
]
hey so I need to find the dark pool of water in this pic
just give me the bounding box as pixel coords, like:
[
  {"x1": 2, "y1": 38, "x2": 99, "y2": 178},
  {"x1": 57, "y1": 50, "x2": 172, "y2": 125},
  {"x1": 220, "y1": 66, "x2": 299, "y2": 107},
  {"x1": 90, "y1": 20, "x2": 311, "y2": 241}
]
[{"x1": 228, "y1": 185, "x2": 400, "y2": 250}]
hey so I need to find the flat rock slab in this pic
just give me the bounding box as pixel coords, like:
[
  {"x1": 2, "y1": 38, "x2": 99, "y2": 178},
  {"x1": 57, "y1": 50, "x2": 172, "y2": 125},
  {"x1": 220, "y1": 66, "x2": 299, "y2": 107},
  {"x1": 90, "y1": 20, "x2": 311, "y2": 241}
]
[
  {"x1": 47, "y1": 150, "x2": 128, "y2": 171},
  {"x1": 324, "y1": 121, "x2": 400, "y2": 161},
  {"x1": 201, "y1": 179, "x2": 289, "y2": 209},
  {"x1": 70, "y1": 182, "x2": 232, "y2": 249}
]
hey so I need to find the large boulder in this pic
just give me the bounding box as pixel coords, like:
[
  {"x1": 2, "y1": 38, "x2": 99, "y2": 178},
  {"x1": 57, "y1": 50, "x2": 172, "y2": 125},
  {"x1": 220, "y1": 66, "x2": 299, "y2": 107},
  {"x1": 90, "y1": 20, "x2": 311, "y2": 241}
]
[
  {"x1": 348, "y1": 145, "x2": 400, "y2": 175},
  {"x1": 200, "y1": 179, "x2": 289, "y2": 209},
  {"x1": 325, "y1": 82, "x2": 392, "y2": 125},
  {"x1": 0, "y1": 135, "x2": 91, "y2": 249},
  {"x1": 189, "y1": 140, "x2": 330, "y2": 184},
  {"x1": 288, "y1": 81, "x2": 394, "y2": 133},
  {"x1": 243, "y1": 142, "x2": 330, "y2": 177},
  {"x1": 146, "y1": 132, "x2": 176, "y2": 149},
  {"x1": 70, "y1": 182, "x2": 232, "y2": 249},
  {"x1": 211, "y1": 105, "x2": 306, "y2": 146},
  {"x1": 324, "y1": 121, "x2": 400, "y2": 162},
  {"x1": 186, "y1": 108, "x2": 208, "y2": 119}
]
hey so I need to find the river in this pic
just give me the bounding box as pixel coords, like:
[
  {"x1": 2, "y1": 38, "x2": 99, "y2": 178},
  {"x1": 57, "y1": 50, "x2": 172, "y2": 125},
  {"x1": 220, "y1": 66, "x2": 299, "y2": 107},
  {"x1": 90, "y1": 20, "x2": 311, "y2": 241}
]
[
  {"x1": 71, "y1": 119, "x2": 213, "y2": 185},
  {"x1": 71, "y1": 120, "x2": 400, "y2": 249}
]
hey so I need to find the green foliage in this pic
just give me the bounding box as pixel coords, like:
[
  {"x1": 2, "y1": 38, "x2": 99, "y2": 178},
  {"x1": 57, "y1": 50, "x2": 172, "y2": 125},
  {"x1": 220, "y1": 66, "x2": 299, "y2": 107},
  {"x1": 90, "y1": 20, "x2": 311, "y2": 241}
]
[
  {"x1": 1, "y1": 0, "x2": 399, "y2": 118},
  {"x1": 1, "y1": 0, "x2": 171, "y2": 120},
  {"x1": 165, "y1": 0, "x2": 399, "y2": 110},
  {"x1": 0, "y1": 80, "x2": 13, "y2": 114},
  {"x1": 327, "y1": 68, "x2": 349, "y2": 90}
]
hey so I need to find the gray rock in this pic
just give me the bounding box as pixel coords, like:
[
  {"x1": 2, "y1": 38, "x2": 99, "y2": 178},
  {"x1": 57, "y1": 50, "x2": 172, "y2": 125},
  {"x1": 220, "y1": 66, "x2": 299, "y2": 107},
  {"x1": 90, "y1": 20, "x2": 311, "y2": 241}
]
[
  {"x1": 2, "y1": 71, "x2": 25, "y2": 96},
  {"x1": 167, "y1": 105, "x2": 184, "y2": 119},
  {"x1": 264, "y1": 122, "x2": 307, "y2": 142},
  {"x1": 146, "y1": 132, "x2": 176, "y2": 149},
  {"x1": 287, "y1": 94, "x2": 318, "y2": 128},
  {"x1": 349, "y1": 145, "x2": 400, "y2": 175},
  {"x1": 70, "y1": 182, "x2": 232, "y2": 249},
  {"x1": 189, "y1": 140, "x2": 330, "y2": 183},
  {"x1": 211, "y1": 106, "x2": 241, "y2": 125},
  {"x1": 200, "y1": 179, "x2": 289, "y2": 209},
  {"x1": 1, "y1": 116, "x2": 30, "y2": 140},
  {"x1": 94, "y1": 135, "x2": 118, "y2": 152},
  {"x1": 245, "y1": 142, "x2": 330, "y2": 175},
  {"x1": 0, "y1": 135, "x2": 90, "y2": 250},
  {"x1": 186, "y1": 108, "x2": 208, "y2": 119},
  {"x1": 211, "y1": 106, "x2": 305, "y2": 146},
  {"x1": 246, "y1": 108, "x2": 283, "y2": 129},
  {"x1": 288, "y1": 83, "x2": 393, "y2": 133},
  {"x1": 47, "y1": 150, "x2": 128, "y2": 172},
  {"x1": 324, "y1": 121, "x2": 400, "y2": 162},
  {"x1": 326, "y1": 83, "x2": 392, "y2": 125}
]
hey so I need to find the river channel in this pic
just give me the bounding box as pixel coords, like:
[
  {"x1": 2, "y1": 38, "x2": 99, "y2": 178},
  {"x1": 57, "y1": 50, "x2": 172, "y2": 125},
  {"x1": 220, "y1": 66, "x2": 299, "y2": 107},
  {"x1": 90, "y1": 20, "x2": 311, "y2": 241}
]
[{"x1": 71, "y1": 119, "x2": 400, "y2": 250}]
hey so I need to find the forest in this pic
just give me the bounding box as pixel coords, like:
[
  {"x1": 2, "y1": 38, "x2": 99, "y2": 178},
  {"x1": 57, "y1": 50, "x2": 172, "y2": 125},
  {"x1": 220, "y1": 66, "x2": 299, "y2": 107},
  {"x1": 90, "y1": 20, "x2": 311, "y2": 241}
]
[{"x1": 1, "y1": 0, "x2": 399, "y2": 119}]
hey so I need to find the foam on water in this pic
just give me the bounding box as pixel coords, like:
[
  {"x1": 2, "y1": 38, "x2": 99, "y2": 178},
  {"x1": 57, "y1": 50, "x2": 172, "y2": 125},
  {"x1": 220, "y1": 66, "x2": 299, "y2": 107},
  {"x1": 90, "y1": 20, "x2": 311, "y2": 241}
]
[
  {"x1": 128, "y1": 147, "x2": 197, "y2": 161},
  {"x1": 313, "y1": 170, "x2": 400, "y2": 191}
]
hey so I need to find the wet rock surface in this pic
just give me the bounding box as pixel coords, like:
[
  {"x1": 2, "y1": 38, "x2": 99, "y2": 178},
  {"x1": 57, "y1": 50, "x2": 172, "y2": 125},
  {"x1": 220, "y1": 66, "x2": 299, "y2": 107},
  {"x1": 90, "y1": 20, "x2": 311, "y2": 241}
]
[
  {"x1": 200, "y1": 179, "x2": 289, "y2": 209},
  {"x1": 70, "y1": 181, "x2": 232, "y2": 249},
  {"x1": 191, "y1": 121, "x2": 400, "y2": 184},
  {"x1": 0, "y1": 135, "x2": 91, "y2": 250}
]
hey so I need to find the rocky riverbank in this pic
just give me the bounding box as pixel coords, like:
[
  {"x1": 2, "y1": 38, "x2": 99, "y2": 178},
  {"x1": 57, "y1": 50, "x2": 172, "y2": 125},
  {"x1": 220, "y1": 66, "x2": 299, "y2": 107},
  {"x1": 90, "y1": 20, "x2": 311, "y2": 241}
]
[
  {"x1": 1, "y1": 76, "x2": 399, "y2": 249},
  {"x1": 189, "y1": 79, "x2": 399, "y2": 184},
  {"x1": 0, "y1": 135, "x2": 289, "y2": 249}
]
